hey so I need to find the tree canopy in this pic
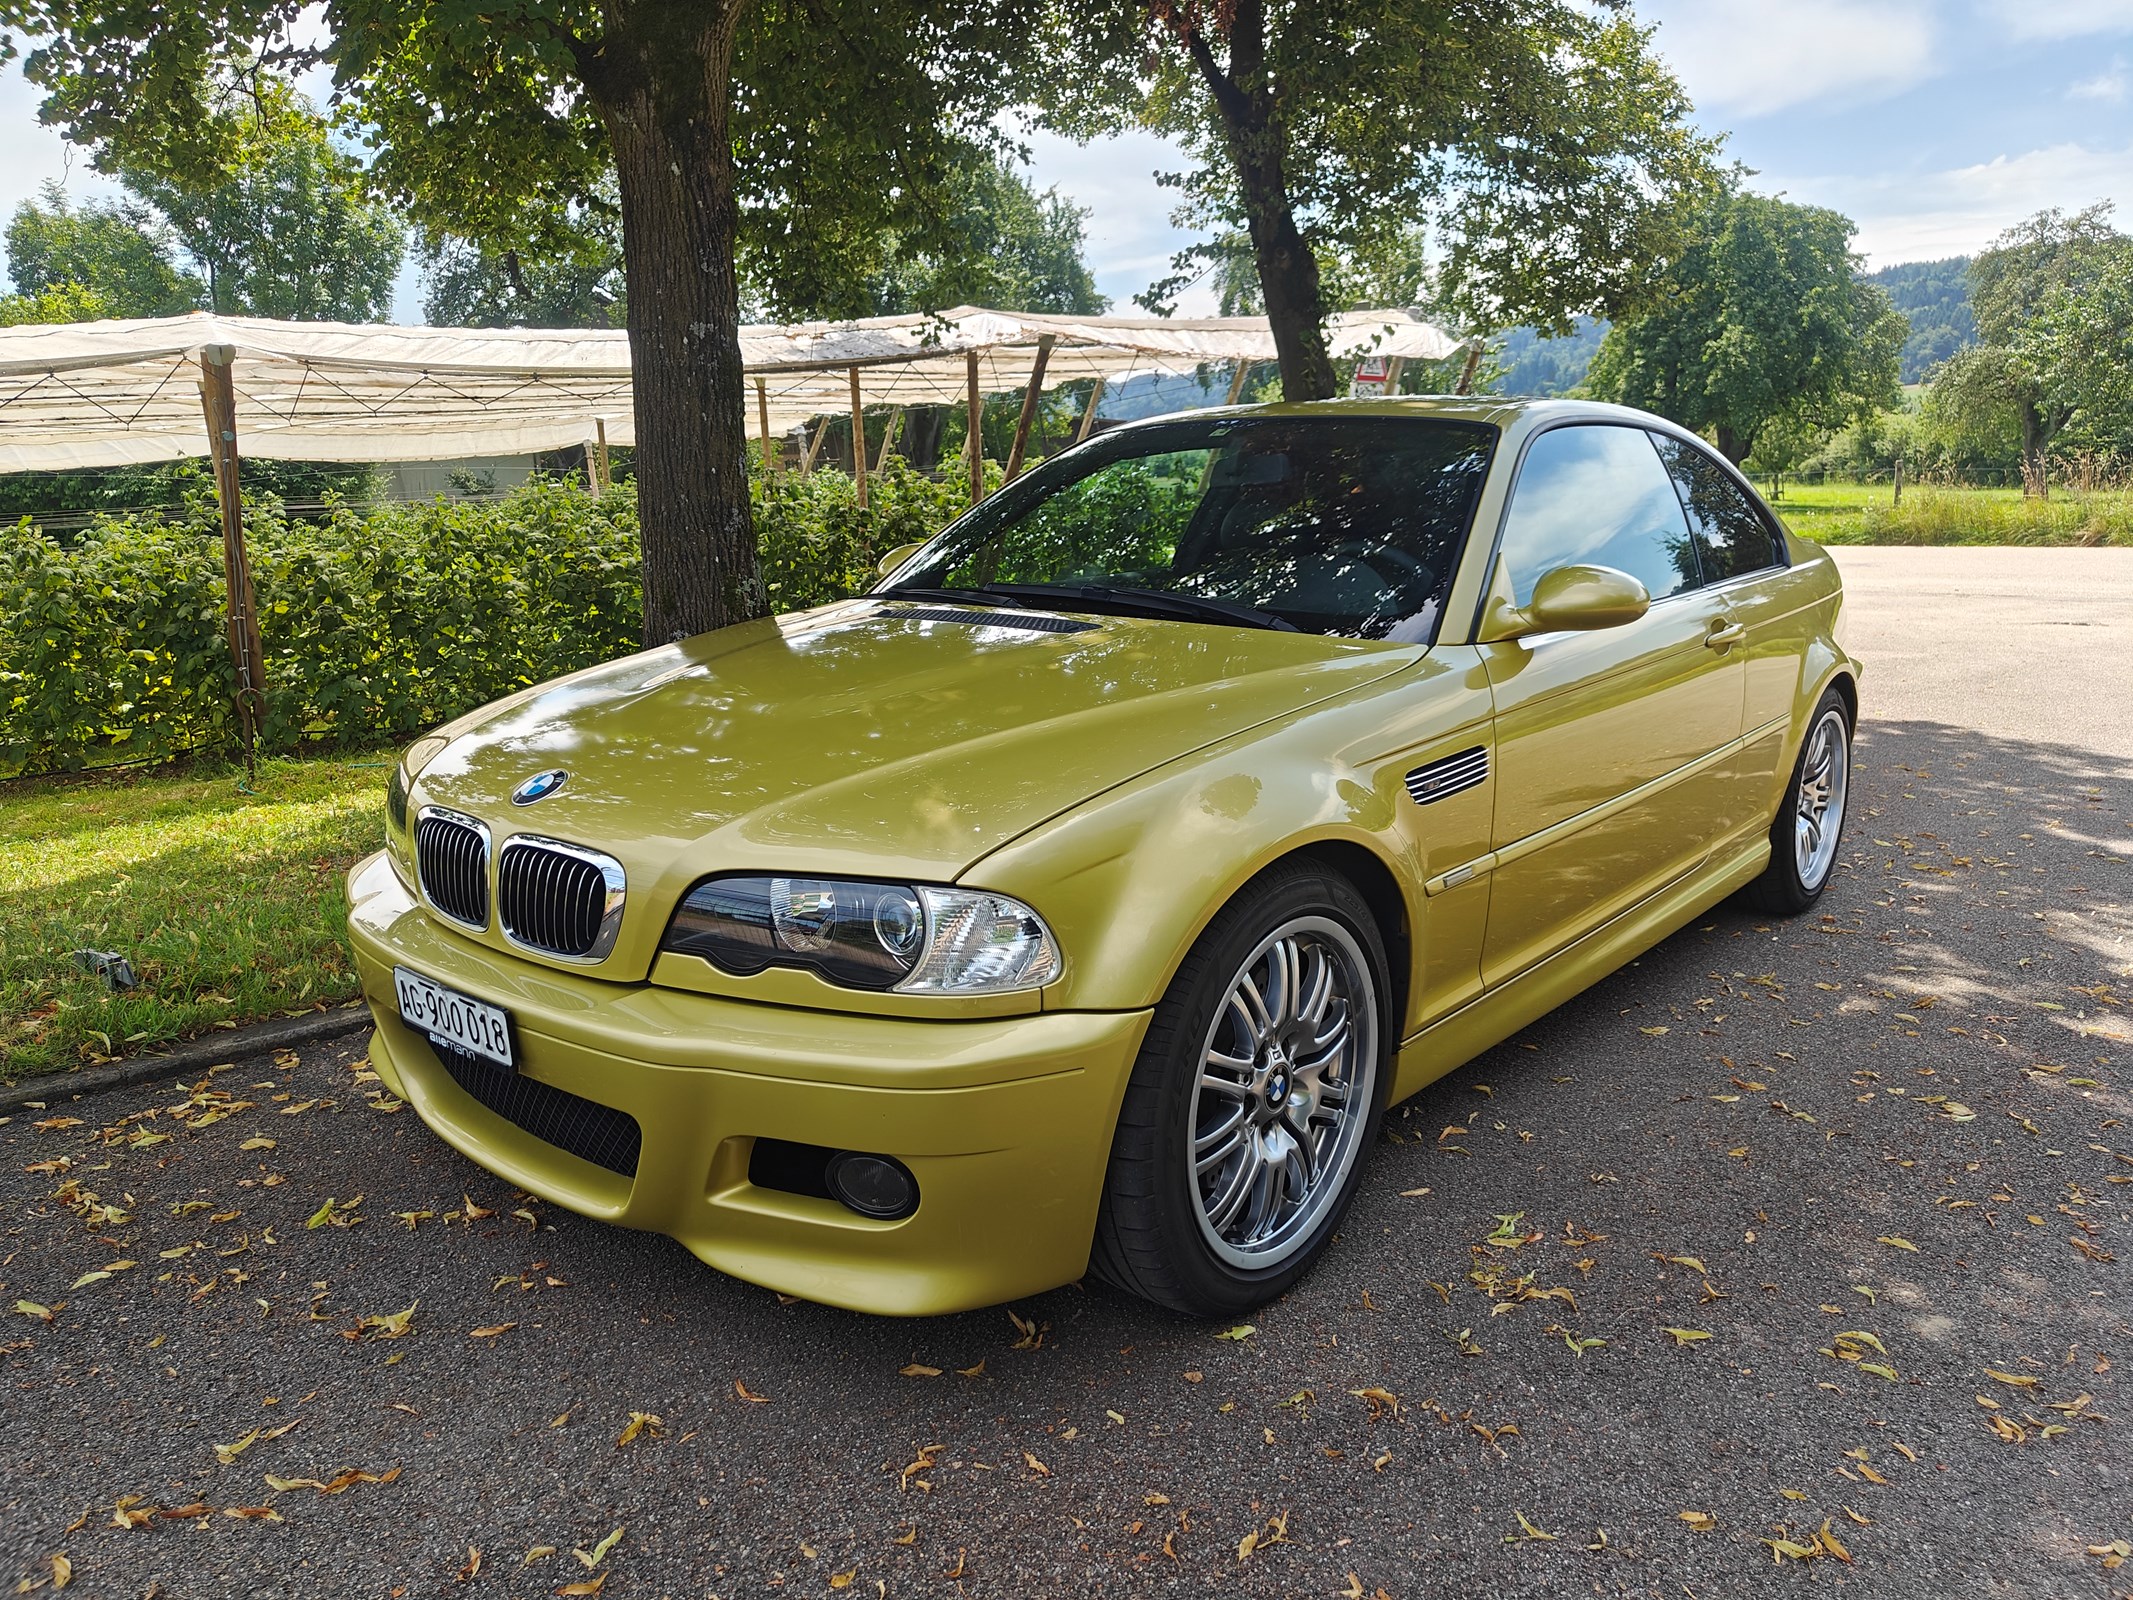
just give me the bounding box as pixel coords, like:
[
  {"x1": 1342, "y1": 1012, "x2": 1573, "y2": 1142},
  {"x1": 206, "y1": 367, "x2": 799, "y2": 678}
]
[
  {"x1": 751, "y1": 147, "x2": 1107, "y2": 322},
  {"x1": 420, "y1": 209, "x2": 627, "y2": 331},
  {"x1": 1587, "y1": 190, "x2": 1905, "y2": 464},
  {"x1": 115, "y1": 85, "x2": 405, "y2": 322},
  {"x1": 1927, "y1": 205, "x2": 2129, "y2": 492},
  {"x1": 1039, "y1": 0, "x2": 1721, "y2": 400},
  {"x1": 4, "y1": 179, "x2": 202, "y2": 314}
]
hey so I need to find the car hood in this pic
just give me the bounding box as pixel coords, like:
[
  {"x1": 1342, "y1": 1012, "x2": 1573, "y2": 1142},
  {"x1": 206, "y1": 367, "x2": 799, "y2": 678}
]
[{"x1": 412, "y1": 599, "x2": 1417, "y2": 899}]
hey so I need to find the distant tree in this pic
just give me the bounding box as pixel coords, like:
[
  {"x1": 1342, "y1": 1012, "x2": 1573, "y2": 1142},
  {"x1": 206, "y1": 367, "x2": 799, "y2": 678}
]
[
  {"x1": 2015, "y1": 243, "x2": 2133, "y2": 458},
  {"x1": 420, "y1": 211, "x2": 626, "y2": 330},
  {"x1": 114, "y1": 84, "x2": 404, "y2": 322},
  {"x1": 1929, "y1": 205, "x2": 2128, "y2": 494},
  {"x1": 753, "y1": 147, "x2": 1107, "y2": 320},
  {"x1": 4, "y1": 180, "x2": 201, "y2": 314},
  {"x1": 1496, "y1": 318, "x2": 1610, "y2": 397},
  {"x1": 0, "y1": 279, "x2": 115, "y2": 324},
  {"x1": 1864, "y1": 256, "x2": 1975, "y2": 383},
  {"x1": 1588, "y1": 191, "x2": 1906, "y2": 464},
  {"x1": 1042, "y1": 0, "x2": 1721, "y2": 401}
]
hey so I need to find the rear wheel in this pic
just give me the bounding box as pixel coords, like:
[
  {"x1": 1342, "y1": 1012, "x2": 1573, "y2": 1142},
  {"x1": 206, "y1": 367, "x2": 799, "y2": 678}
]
[
  {"x1": 1090, "y1": 863, "x2": 1389, "y2": 1317},
  {"x1": 1741, "y1": 687, "x2": 1852, "y2": 914}
]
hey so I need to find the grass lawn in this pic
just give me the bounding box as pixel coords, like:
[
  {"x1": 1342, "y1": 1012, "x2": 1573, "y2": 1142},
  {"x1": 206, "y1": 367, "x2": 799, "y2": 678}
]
[
  {"x1": 1758, "y1": 479, "x2": 2133, "y2": 546},
  {"x1": 0, "y1": 751, "x2": 391, "y2": 1081}
]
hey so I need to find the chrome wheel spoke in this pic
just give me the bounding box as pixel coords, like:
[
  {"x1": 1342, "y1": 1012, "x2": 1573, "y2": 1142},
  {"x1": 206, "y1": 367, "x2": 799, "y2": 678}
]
[{"x1": 1198, "y1": 1069, "x2": 1250, "y2": 1100}]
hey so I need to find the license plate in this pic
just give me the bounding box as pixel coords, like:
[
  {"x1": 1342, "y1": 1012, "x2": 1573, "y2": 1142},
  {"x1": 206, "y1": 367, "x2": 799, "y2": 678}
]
[{"x1": 394, "y1": 966, "x2": 514, "y2": 1069}]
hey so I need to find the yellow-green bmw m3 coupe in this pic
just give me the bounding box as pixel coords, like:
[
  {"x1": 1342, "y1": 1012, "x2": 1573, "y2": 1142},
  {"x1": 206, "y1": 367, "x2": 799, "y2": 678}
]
[{"x1": 348, "y1": 398, "x2": 1859, "y2": 1318}]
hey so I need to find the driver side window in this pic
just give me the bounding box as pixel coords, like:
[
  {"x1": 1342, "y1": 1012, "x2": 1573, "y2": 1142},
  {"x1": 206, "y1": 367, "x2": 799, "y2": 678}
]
[{"x1": 1497, "y1": 425, "x2": 1701, "y2": 608}]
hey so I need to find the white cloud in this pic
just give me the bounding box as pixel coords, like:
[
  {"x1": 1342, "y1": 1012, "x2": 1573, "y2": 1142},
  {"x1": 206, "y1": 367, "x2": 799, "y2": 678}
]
[
  {"x1": 1763, "y1": 141, "x2": 2133, "y2": 263},
  {"x1": 2068, "y1": 57, "x2": 2129, "y2": 99},
  {"x1": 1637, "y1": 0, "x2": 1941, "y2": 118},
  {"x1": 1979, "y1": 0, "x2": 2133, "y2": 41}
]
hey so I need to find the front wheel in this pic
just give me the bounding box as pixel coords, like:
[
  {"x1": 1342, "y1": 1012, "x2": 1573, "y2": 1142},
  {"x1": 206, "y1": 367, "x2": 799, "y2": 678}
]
[
  {"x1": 1741, "y1": 688, "x2": 1852, "y2": 914},
  {"x1": 1089, "y1": 863, "x2": 1389, "y2": 1317}
]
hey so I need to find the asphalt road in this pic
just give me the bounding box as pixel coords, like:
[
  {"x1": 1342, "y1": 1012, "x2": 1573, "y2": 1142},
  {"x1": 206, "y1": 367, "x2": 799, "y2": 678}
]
[{"x1": 5, "y1": 551, "x2": 2131, "y2": 1599}]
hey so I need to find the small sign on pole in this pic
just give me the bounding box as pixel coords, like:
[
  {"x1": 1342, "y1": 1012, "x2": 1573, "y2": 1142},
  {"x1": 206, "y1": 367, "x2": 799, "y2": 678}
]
[{"x1": 1348, "y1": 355, "x2": 1392, "y2": 398}]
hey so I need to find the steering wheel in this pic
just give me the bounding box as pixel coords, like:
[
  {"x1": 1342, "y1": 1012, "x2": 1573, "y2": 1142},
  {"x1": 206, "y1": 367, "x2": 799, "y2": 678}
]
[{"x1": 1331, "y1": 541, "x2": 1434, "y2": 603}]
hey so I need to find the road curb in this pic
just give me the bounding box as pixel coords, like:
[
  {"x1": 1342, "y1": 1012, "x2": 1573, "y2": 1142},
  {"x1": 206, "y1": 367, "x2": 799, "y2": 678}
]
[{"x1": 0, "y1": 1004, "x2": 376, "y2": 1111}]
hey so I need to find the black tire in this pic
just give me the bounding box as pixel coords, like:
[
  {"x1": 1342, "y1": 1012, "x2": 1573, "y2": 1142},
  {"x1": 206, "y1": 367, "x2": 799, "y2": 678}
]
[
  {"x1": 1740, "y1": 686, "x2": 1853, "y2": 915},
  {"x1": 1089, "y1": 860, "x2": 1391, "y2": 1317}
]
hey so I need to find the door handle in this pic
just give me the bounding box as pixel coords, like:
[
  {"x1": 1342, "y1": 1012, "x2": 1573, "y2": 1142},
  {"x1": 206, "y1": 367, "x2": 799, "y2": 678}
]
[{"x1": 1704, "y1": 620, "x2": 1746, "y2": 650}]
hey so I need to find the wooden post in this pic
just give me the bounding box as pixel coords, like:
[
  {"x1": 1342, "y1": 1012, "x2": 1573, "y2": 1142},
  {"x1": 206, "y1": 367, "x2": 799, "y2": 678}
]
[
  {"x1": 848, "y1": 365, "x2": 867, "y2": 510},
  {"x1": 756, "y1": 378, "x2": 777, "y2": 483},
  {"x1": 1453, "y1": 339, "x2": 1483, "y2": 396},
  {"x1": 801, "y1": 417, "x2": 829, "y2": 476},
  {"x1": 875, "y1": 408, "x2": 903, "y2": 473},
  {"x1": 1003, "y1": 335, "x2": 1056, "y2": 483},
  {"x1": 1224, "y1": 359, "x2": 1252, "y2": 405},
  {"x1": 197, "y1": 345, "x2": 266, "y2": 765},
  {"x1": 1893, "y1": 455, "x2": 1904, "y2": 506},
  {"x1": 1077, "y1": 377, "x2": 1106, "y2": 442},
  {"x1": 966, "y1": 349, "x2": 984, "y2": 507},
  {"x1": 585, "y1": 418, "x2": 612, "y2": 492},
  {"x1": 1385, "y1": 356, "x2": 1406, "y2": 396}
]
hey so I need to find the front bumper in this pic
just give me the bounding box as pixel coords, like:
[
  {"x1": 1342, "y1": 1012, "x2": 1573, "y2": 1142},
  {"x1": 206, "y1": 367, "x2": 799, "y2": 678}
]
[{"x1": 345, "y1": 853, "x2": 1150, "y2": 1315}]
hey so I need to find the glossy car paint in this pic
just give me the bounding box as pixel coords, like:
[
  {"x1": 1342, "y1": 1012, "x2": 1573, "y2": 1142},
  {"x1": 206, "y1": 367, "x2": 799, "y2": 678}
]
[{"x1": 346, "y1": 397, "x2": 1860, "y2": 1315}]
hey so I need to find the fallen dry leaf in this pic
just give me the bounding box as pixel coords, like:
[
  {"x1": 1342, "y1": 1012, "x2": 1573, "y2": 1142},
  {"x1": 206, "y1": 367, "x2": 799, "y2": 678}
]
[{"x1": 899, "y1": 1363, "x2": 941, "y2": 1378}]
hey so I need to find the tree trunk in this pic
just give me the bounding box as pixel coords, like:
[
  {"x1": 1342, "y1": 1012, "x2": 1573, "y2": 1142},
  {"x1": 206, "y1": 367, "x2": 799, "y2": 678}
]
[
  {"x1": 1715, "y1": 424, "x2": 1751, "y2": 465},
  {"x1": 1238, "y1": 170, "x2": 1338, "y2": 401},
  {"x1": 588, "y1": 2, "x2": 765, "y2": 644},
  {"x1": 1184, "y1": 3, "x2": 1339, "y2": 402},
  {"x1": 2018, "y1": 402, "x2": 2049, "y2": 499}
]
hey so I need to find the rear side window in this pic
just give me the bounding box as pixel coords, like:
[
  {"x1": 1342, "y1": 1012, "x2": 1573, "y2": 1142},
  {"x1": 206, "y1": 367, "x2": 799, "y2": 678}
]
[
  {"x1": 1495, "y1": 424, "x2": 1700, "y2": 609},
  {"x1": 1649, "y1": 432, "x2": 1786, "y2": 581}
]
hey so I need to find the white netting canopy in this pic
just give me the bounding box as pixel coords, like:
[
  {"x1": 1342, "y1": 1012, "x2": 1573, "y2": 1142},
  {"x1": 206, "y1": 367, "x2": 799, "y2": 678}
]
[{"x1": 0, "y1": 306, "x2": 1464, "y2": 472}]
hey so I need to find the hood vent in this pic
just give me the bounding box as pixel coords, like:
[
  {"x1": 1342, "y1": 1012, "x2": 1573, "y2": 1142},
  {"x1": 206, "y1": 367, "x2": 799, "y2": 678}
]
[
  {"x1": 880, "y1": 604, "x2": 1095, "y2": 635},
  {"x1": 1405, "y1": 745, "x2": 1489, "y2": 806}
]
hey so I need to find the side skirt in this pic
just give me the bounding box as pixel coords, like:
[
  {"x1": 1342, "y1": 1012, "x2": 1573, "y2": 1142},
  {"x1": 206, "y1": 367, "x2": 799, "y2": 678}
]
[{"x1": 1388, "y1": 834, "x2": 1772, "y2": 1104}]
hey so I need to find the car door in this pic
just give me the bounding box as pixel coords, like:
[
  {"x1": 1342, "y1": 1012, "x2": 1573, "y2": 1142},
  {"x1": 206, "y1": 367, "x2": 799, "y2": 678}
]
[
  {"x1": 1477, "y1": 422, "x2": 1747, "y2": 987},
  {"x1": 1648, "y1": 430, "x2": 1812, "y2": 801}
]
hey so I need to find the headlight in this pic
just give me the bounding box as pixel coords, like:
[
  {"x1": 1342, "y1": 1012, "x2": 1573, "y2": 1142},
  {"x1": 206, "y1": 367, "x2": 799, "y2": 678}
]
[{"x1": 662, "y1": 875, "x2": 1060, "y2": 995}]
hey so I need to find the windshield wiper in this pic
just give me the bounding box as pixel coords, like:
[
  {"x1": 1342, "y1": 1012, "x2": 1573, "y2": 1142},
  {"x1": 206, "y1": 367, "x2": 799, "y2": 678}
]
[{"x1": 985, "y1": 582, "x2": 1299, "y2": 633}]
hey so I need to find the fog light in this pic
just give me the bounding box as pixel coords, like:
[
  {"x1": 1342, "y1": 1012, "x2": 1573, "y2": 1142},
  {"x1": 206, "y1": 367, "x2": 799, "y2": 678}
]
[{"x1": 825, "y1": 1150, "x2": 918, "y2": 1220}]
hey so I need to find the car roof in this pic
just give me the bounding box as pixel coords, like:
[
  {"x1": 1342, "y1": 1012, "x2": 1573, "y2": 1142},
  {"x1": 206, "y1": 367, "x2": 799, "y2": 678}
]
[{"x1": 1108, "y1": 395, "x2": 1688, "y2": 435}]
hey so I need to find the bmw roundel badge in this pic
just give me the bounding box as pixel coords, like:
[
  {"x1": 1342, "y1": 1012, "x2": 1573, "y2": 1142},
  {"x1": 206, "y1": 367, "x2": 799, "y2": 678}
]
[{"x1": 512, "y1": 768, "x2": 569, "y2": 806}]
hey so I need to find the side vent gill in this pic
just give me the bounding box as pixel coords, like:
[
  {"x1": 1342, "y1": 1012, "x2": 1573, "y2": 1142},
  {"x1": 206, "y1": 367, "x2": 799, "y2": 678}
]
[
  {"x1": 1404, "y1": 745, "x2": 1489, "y2": 806},
  {"x1": 880, "y1": 604, "x2": 1095, "y2": 635}
]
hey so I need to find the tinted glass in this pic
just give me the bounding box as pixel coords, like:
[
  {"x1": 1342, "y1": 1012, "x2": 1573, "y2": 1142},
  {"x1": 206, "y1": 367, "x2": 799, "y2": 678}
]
[
  {"x1": 1650, "y1": 432, "x2": 1785, "y2": 581},
  {"x1": 886, "y1": 417, "x2": 1496, "y2": 641},
  {"x1": 1496, "y1": 425, "x2": 1700, "y2": 608}
]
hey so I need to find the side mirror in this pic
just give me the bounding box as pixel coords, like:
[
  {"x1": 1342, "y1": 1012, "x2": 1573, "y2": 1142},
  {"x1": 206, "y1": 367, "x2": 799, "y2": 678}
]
[
  {"x1": 875, "y1": 540, "x2": 926, "y2": 582},
  {"x1": 1481, "y1": 563, "x2": 1650, "y2": 642}
]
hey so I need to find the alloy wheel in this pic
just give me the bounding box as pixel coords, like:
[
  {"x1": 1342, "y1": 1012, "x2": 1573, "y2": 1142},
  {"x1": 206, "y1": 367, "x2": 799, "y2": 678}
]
[
  {"x1": 1793, "y1": 706, "x2": 1850, "y2": 891},
  {"x1": 1187, "y1": 915, "x2": 1378, "y2": 1269}
]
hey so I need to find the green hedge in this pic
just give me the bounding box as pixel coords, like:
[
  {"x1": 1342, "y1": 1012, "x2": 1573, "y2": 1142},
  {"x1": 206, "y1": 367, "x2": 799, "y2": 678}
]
[{"x1": 0, "y1": 461, "x2": 984, "y2": 777}]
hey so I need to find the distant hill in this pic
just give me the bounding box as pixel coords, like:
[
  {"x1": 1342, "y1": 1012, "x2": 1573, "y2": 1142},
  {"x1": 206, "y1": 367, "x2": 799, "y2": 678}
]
[
  {"x1": 1494, "y1": 317, "x2": 1608, "y2": 397},
  {"x1": 1865, "y1": 257, "x2": 1975, "y2": 383}
]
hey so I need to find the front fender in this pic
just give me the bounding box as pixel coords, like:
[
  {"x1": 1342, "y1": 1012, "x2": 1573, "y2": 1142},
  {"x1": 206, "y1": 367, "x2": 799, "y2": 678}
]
[{"x1": 963, "y1": 650, "x2": 1498, "y2": 1028}]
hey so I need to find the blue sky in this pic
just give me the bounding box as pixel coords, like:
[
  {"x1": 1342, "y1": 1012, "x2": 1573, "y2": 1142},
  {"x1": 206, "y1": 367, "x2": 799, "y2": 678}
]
[{"x1": 4, "y1": 0, "x2": 2132, "y2": 316}]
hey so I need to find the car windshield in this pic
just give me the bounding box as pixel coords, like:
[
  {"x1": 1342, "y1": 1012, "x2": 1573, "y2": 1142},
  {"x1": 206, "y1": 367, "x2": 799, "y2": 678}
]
[{"x1": 880, "y1": 415, "x2": 1498, "y2": 641}]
